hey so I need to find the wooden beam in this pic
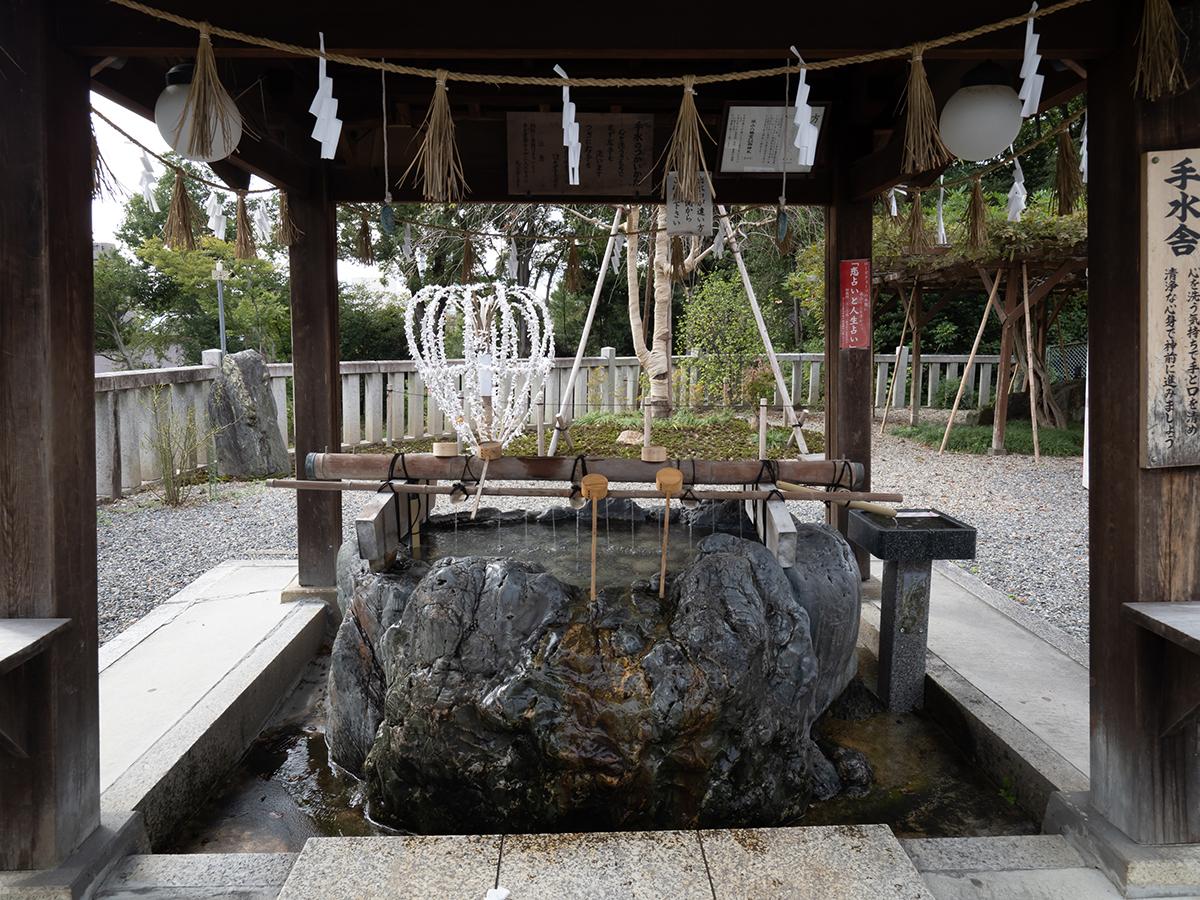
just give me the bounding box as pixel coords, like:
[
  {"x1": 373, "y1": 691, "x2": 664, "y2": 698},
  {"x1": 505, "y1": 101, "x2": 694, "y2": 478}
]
[
  {"x1": 288, "y1": 173, "x2": 341, "y2": 587},
  {"x1": 1087, "y1": 3, "x2": 1200, "y2": 843},
  {"x1": 0, "y1": 0, "x2": 100, "y2": 868}
]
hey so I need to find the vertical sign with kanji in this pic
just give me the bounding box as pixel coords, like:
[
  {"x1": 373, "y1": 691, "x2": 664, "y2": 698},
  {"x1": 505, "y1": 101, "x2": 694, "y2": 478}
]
[
  {"x1": 839, "y1": 259, "x2": 872, "y2": 350},
  {"x1": 1142, "y1": 149, "x2": 1200, "y2": 467}
]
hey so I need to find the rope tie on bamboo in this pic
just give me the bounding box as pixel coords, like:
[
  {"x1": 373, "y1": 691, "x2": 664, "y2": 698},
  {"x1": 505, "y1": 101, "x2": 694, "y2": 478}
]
[{"x1": 381, "y1": 452, "x2": 414, "y2": 540}]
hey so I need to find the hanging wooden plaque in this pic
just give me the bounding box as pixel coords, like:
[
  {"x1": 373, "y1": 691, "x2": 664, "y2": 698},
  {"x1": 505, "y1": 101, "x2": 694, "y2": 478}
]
[
  {"x1": 1142, "y1": 149, "x2": 1200, "y2": 468},
  {"x1": 506, "y1": 112, "x2": 655, "y2": 197},
  {"x1": 839, "y1": 259, "x2": 872, "y2": 350}
]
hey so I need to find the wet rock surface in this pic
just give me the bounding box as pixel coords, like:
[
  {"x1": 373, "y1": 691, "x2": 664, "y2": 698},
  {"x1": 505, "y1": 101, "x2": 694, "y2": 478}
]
[{"x1": 326, "y1": 524, "x2": 864, "y2": 833}]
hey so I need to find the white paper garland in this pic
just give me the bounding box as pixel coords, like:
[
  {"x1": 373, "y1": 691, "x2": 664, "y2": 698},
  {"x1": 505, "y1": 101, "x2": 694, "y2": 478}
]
[
  {"x1": 139, "y1": 152, "x2": 159, "y2": 213},
  {"x1": 790, "y1": 48, "x2": 819, "y2": 168},
  {"x1": 404, "y1": 282, "x2": 555, "y2": 452},
  {"x1": 1019, "y1": 3, "x2": 1044, "y2": 118},
  {"x1": 936, "y1": 175, "x2": 948, "y2": 245},
  {"x1": 553, "y1": 65, "x2": 581, "y2": 186},
  {"x1": 309, "y1": 33, "x2": 344, "y2": 160},
  {"x1": 205, "y1": 190, "x2": 226, "y2": 236},
  {"x1": 1007, "y1": 153, "x2": 1028, "y2": 222},
  {"x1": 1079, "y1": 113, "x2": 1088, "y2": 184}
]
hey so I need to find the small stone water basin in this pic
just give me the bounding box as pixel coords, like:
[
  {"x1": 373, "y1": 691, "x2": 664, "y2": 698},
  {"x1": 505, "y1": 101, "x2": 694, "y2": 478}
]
[{"x1": 847, "y1": 508, "x2": 977, "y2": 560}]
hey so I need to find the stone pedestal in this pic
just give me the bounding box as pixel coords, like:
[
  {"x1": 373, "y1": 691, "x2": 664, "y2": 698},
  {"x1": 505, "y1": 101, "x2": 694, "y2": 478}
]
[{"x1": 877, "y1": 558, "x2": 934, "y2": 713}]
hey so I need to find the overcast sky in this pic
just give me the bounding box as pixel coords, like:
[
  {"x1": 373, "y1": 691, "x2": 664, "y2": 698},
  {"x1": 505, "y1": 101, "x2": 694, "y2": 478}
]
[{"x1": 90, "y1": 92, "x2": 379, "y2": 284}]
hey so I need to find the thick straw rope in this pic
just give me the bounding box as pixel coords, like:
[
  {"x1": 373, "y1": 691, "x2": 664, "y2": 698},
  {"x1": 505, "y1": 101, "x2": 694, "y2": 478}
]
[{"x1": 109, "y1": 0, "x2": 1094, "y2": 88}]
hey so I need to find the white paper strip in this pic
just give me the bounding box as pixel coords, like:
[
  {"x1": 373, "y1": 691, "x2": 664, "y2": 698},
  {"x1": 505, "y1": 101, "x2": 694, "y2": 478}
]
[
  {"x1": 1007, "y1": 155, "x2": 1028, "y2": 222},
  {"x1": 506, "y1": 239, "x2": 518, "y2": 280},
  {"x1": 205, "y1": 191, "x2": 226, "y2": 236},
  {"x1": 1079, "y1": 114, "x2": 1088, "y2": 184},
  {"x1": 554, "y1": 65, "x2": 582, "y2": 186},
  {"x1": 309, "y1": 33, "x2": 343, "y2": 159},
  {"x1": 1018, "y1": 3, "x2": 1043, "y2": 118},
  {"x1": 712, "y1": 224, "x2": 725, "y2": 259},
  {"x1": 139, "y1": 152, "x2": 159, "y2": 213},
  {"x1": 790, "y1": 65, "x2": 819, "y2": 168},
  {"x1": 936, "y1": 176, "x2": 947, "y2": 245},
  {"x1": 402, "y1": 223, "x2": 414, "y2": 261},
  {"x1": 611, "y1": 232, "x2": 624, "y2": 274},
  {"x1": 254, "y1": 203, "x2": 272, "y2": 243}
]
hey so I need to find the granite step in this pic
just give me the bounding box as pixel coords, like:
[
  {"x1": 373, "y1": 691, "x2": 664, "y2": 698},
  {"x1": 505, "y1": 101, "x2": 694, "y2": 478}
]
[{"x1": 97, "y1": 853, "x2": 296, "y2": 899}]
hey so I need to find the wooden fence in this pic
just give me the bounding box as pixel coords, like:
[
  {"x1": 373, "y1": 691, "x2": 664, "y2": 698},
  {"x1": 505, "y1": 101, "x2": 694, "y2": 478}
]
[{"x1": 94, "y1": 349, "x2": 1001, "y2": 499}]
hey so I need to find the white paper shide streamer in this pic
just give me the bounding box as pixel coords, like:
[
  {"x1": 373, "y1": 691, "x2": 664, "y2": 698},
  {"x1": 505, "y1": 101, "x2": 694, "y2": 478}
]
[
  {"x1": 205, "y1": 191, "x2": 226, "y2": 236},
  {"x1": 1019, "y1": 3, "x2": 1044, "y2": 118},
  {"x1": 139, "y1": 152, "x2": 159, "y2": 213},
  {"x1": 790, "y1": 49, "x2": 819, "y2": 168},
  {"x1": 936, "y1": 176, "x2": 948, "y2": 245},
  {"x1": 404, "y1": 283, "x2": 555, "y2": 452},
  {"x1": 1079, "y1": 113, "x2": 1088, "y2": 184},
  {"x1": 309, "y1": 33, "x2": 344, "y2": 160},
  {"x1": 1007, "y1": 154, "x2": 1028, "y2": 222},
  {"x1": 554, "y1": 65, "x2": 581, "y2": 186},
  {"x1": 254, "y1": 203, "x2": 273, "y2": 244},
  {"x1": 506, "y1": 239, "x2": 519, "y2": 280},
  {"x1": 611, "y1": 232, "x2": 625, "y2": 274}
]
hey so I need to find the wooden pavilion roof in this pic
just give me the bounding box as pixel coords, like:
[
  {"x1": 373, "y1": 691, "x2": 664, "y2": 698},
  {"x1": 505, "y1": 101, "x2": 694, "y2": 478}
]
[{"x1": 68, "y1": 0, "x2": 1118, "y2": 204}]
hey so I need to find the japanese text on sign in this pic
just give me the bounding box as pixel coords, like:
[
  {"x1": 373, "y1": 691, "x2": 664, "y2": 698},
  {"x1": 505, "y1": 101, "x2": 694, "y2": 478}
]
[
  {"x1": 839, "y1": 259, "x2": 872, "y2": 350},
  {"x1": 1142, "y1": 149, "x2": 1200, "y2": 467}
]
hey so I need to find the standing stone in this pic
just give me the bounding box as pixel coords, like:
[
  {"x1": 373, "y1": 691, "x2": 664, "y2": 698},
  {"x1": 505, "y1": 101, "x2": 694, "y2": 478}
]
[{"x1": 207, "y1": 349, "x2": 289, "y2": 477}]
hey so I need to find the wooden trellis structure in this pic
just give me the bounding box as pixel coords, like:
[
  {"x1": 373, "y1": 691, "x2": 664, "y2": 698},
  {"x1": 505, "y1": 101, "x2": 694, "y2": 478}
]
[{"x1": 874, "y1": 247, "x2": 1087, "y2": 452}]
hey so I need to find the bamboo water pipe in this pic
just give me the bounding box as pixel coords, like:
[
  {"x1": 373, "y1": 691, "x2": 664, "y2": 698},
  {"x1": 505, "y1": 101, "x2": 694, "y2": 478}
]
[
  {"x1": 269, "y1": 479, "x2": 902, "y2": 506},
  {"x1": 305, "y1": 452, "x2": 864, "y2": 488}
]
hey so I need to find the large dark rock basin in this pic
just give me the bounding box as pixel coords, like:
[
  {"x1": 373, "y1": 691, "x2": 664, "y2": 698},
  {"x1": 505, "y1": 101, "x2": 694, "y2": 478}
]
[{"x1": 327, "y1": 518, "x2": 863, "y2": 833}]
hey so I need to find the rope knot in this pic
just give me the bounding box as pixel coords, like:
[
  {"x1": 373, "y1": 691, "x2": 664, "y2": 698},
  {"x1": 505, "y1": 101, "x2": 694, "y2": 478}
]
[
  {"x1": 911, "y1": 43, "x2": 926, "y2": 62},
  {"x1": 683, "y1": 75, "x2": 696, "y2": 95},
  {"x1": 436, "y1": 69, "x2": 448, "y2": 88}
]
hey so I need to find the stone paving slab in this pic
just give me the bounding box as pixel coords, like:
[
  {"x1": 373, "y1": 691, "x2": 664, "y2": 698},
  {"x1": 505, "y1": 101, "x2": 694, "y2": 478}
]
[
  {"x1": 700, "y1": 825, "x2": 933, "y2": 899},
  {"x1": 903, "y1": 835, "x2": 1085, "y2": 873},
  {"x1": 498, "y1": 830, "x2": 711, "y2": 899},
  {"x1": 277, "y1": 836, "x2": 501, "y2": 900},
  {"x1": 98, "y1": 853, "x2": 295, "y2": 899}
]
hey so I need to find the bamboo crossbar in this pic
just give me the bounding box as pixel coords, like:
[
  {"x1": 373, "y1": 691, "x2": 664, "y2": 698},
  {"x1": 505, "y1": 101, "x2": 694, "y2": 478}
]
[
  {"x1": 305, "y1": 452, "x2": 863, "y2": 488},
  {"x1": 268, "y1": 478, "x2": 901, "y2": 505}
]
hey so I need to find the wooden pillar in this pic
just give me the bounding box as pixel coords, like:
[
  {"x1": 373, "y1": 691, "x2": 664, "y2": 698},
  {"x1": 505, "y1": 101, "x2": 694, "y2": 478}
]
[
  {"x1": 909, "y1": 288, "x2": 923, "y2": 427},
  {"x1": 289, "y1": 177, "x2": 342, "y2": 587},
  {"x1": 1089, "y1": 6, "x2": 1200, "y2": 844},
  {"x1": 0, "y1": 0, "x2": 99, "y2": 868},
  {"x1": 825, "y1": 86, "x2": 874, "y2": 578},
  {"x1": 990, "y1": 266, "x2": 1020, "y2": 454}
]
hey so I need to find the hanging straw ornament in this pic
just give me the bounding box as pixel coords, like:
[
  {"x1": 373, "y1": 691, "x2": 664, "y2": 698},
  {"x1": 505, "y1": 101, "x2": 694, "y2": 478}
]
[
  {"x1": 901, "y1": 45, "x2": 954, "y2": 173},
  {"x1": 904, "y1": 191, "x2": 931, "y2": 254},
  {"x1": 178, "y1": 26, "x2": 241, "y2": 161},
  {"x1": 565, "y1": 239, "x2": 581, "y2": 293},
  {"x1": 1054, "y1": 126, "x2": 1084, "y2": 214},
  {"x1": 966, "y1": 177, "x2": 989, "y2": 253},
  {"x1": 163, "y1": 170, "x2": 198, "y2": 251},
  {"x1": 234, "y1": 191, "x2": 256, "y2": 260},
  {"x1": 403, "y1": 70, "x2": 468, "y2": 203},
  {"x1": 354, "y1": 210, "x2": 374, "y2": 265},
  {"x1": 1136, "y1": 0, "x2": 1188, "y2": 101},
  {"x1": 275, "y1": 191, "x2": 303, "y2": 247},
  {"x1": 90, "y1": 122, "x2": 118, "y2": 200},
  {"x1": 775, "y1": 206, "x2": 795, "y2": 255},
  {"x1": 662, "y1": 76, "x2": 711, "y2": 204}
]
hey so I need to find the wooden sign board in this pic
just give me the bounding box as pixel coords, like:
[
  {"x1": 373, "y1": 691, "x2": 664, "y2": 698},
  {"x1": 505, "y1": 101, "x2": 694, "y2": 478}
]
[
  {"x1": 665, "y1": 171, "x2": 713, "y2": 236},
  {"x1": 1142, "y1": 149, "x2": 1200, "y2": 468},
  {"x1": 839, "y1": 259, "x2": 872, "y2": 350},
  {"x1": 507, "y1": 112, "x2": 655, "y2": 197},
  {"x1": 719, "y1": 104, "x2": 825, "y2": 174}
]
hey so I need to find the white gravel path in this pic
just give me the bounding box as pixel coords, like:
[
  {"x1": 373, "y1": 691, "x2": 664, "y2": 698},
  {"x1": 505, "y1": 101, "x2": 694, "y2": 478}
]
[{"x1": 96, "y1": 429, "x2": 1090, "y2": 645}]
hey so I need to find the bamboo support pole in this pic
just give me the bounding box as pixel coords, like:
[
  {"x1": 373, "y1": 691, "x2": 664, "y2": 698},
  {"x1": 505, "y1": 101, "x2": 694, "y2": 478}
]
[
  {"x1": 715, "y1": 200, "x2": 808, "y2": 454},
  {"x1": 580, "y1": 473, "x2": 608, "y2": 601},
  {"x1": 548, "y1": 208, "x2": 623, "y2": 456},
  {"x1": 655, "y1": 467, "x2": 683, "y2": 599},
  {"x1": 758, "y1": 398, "x2": 769, "y2": 459},
  {"x1": 535, "y1": 395, "x2": 545, "y2": 456},
  {"x1": 940, "y1": 269, "x2": 1003, "y2": 454},
  {"x1": 880, "y1": 282, "x2": 917, "y2": 434},
  {"x1": 268, "y1": 478, "x2": 902, "y2": 505},
  {"x1": 1022, "y1": 263, "x2": 1041, "y2": 461}
]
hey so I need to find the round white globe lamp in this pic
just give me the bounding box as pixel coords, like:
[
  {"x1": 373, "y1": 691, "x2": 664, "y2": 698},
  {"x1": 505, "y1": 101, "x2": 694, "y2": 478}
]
[
  {"x1": 154, "y1": 64, "x2": 242, "y2": 162},
  {"x1": 939, "y1": 63, "x2": 1022, "y2": 163}
]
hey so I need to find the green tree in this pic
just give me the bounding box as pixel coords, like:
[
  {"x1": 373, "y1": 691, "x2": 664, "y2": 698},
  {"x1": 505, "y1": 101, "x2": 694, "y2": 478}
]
[{"x1": 680, "y1": 269, "x2": 770, "y2": 405}]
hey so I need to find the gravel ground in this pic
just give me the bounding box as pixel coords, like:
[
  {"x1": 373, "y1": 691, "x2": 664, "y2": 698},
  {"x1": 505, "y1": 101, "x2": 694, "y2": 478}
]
[{"x1": 96, "y1": 422, "x2": 1090, "y2": 645}]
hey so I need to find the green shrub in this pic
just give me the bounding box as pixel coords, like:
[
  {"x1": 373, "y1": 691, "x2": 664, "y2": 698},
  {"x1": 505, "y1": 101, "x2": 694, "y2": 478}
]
[
  {"x1": 934, "y1": 376, "x2": 976, "y2": 410},
  {"x1": 892, "y1": 422, "x2": 1083, "y2": 456}
]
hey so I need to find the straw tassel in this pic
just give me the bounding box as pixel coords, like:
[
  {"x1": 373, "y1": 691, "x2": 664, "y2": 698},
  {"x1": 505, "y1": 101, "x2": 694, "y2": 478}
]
[
  {"x1": 565, "y1": 239, "x2": 581, "y2": 293},
  {"x1": 355, "y1": 211, "x2": 374, "y2": 265},
  {"x1": 904, "y1": 191, "x2": 931, "y2": 254},
  {"x1": 178, "y1": 26, "x2": 240, "y2": 160},
  {"x1": 90, "y1": 122, "x2": 117, "y2": 200},
  {"x1": 1054, "y1": 127, "x2": 1084, "y2": 215},
  {"x1": 275, "y1": 192, "x2": 303, "y2": 247},
  {"x1": 1135, "y1": 0, "x2": 1188, "y2": 101},
  {"x1": 662, "y1": 76, "x2": 712, "y2": 204},
  {"x1": 234, "y1": 192, "x2": 256, "y2": 259},
  {"x1": 403, "y1": 70, "x2": 467, "y2": 203},
  {"x1": 460, "y1": 237, "x2": 475, "y2": 283},
  {"x1": 163, "y1": 170, "x2": 198, "y2": 251},
  {"x1": 901, "y1": 45, "x2": 954, "y2": 173},
  {"x1": 965, "y1": 178, "x2": 989, "y2": 254}
]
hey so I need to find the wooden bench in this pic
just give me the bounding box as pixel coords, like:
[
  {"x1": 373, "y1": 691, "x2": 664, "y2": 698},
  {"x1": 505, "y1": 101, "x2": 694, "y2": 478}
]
[{"x1": 1, "y1": 618, "x2": 71, "y2": 757}]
